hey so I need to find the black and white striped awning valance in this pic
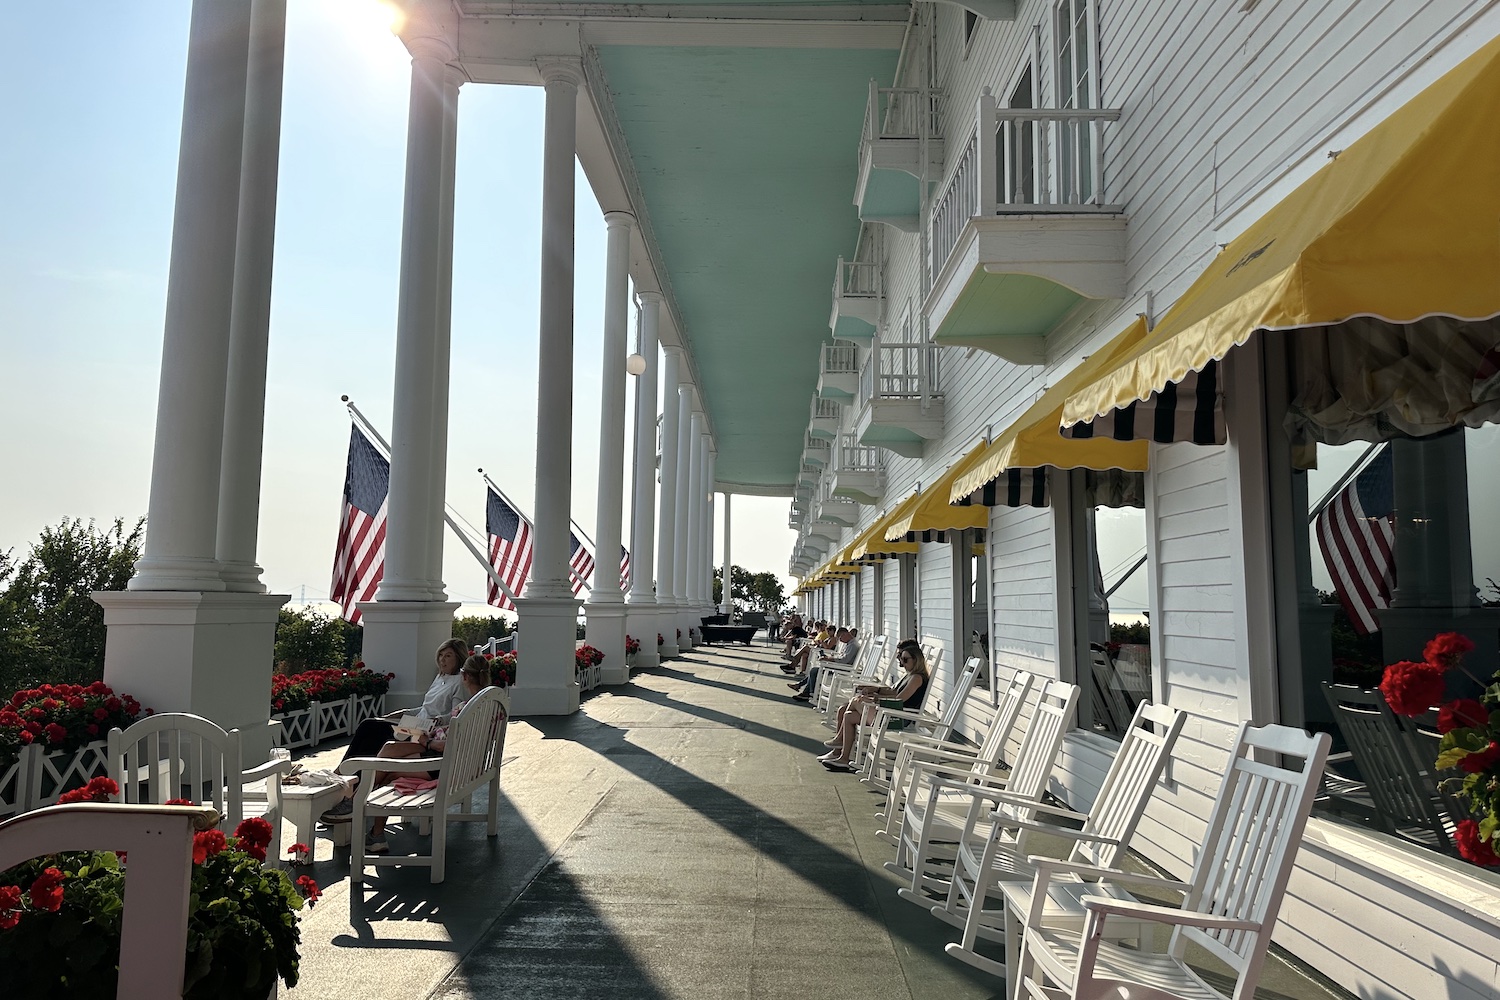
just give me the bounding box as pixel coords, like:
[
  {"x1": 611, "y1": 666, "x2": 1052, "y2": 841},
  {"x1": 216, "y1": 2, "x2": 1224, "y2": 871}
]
[
  {"x1": 1062, "y1": 359, "x2": 1225, "y2": 445},
  {"x1": 957, "y1": 468, "x2": 1050, "y2": 508},
  {"x1": 900, "y1": 529, "x2": 949, "y2": 544}
]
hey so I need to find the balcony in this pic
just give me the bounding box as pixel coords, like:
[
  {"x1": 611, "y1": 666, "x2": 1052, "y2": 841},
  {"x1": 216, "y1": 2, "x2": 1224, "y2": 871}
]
[
  {"x1": 816, "y1": 342, "x2": 860, "y2": 400},
  {"x1": 829, "y1": 433, "x2": 883, "y2": 504},
  {"x1": 814, "y1": 476, "x2": 861, "y2": 527},
  {"x1": 854, "y1": 342, "x2": 944, "y2": 458},
  {"x1": 855, "y1": 82, "x2": 944, "y2": 232},
  {"x1": 807, "y1": 396, "x2": 842, "y2": 440},
  {"x1": 926, "y1": 95, "x2": 1127, "y2": 365},
  {"x1": 829, "y1": 225, "x2": 884, "y2": 343},
  {"x1": 802, "y1": 431, "x2": 832, "y2": 468}
]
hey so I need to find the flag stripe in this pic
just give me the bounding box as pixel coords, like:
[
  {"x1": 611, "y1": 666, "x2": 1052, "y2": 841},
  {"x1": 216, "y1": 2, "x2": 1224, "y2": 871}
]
[
  {"x1": 1314, "y1": 446, "x2": 1395, "y2": 636},
  {"x1": 330, "y1": 427, "x2": 390, "y2": 625}
]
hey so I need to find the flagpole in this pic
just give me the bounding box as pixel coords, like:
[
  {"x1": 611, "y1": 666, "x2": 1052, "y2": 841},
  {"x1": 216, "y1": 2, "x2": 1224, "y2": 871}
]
[
  {"x1": 1307, "y1": 441, "x2": 1382, "y2": 523},
  {"x1": 480, "y1": 469, "x2": 598, "y2": 553},
  {"x1": 342, "y1": 396, "x2": 518, "y2": 604},
  {"x1": 479, "y1": 469, "x2": 591, "y2": 594}
]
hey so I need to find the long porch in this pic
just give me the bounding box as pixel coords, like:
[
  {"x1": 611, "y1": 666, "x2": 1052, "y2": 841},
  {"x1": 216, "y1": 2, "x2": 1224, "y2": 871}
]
[{"x1": 286, "y1": 643, "x2": 1343, "y2": 1000}]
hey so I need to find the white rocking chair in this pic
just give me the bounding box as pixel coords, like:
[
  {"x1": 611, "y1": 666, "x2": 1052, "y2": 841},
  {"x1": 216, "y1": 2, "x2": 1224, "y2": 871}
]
[
  {"x1": 1008, "y1": 721, "x2": 1331, "y2": 1000},
  {"x1": 887, "y1": 678, "x2": 1079, "y2": 902},
  {"x1": 937, "y1": 701, "x2": 1186, "y2": 985},
  {"x1": 875, "y1": 669, "x2": 1034, "y2": 843}
]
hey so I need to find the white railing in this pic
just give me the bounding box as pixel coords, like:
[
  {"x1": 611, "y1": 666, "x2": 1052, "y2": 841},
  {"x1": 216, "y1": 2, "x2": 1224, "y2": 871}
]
[
  {"x1": 821, "y1": 342, "x2": 859, "y2": 375},
  {"x1": 804, "y1": 432, "x2": 832, "y2": 456},
  {"x1": 863, "y1": 80, "x2": 942, "y2": 143},
  {"x1": 834, "y1": 433, "x2": 880, "y2": 473},
  {"x1": 838, "y1": 257, "x2": 882, "y2": 299},
  {"x1": 861, "y1": 343, "x2": 941, "y2": 402},
  {"x1": 930, "y1": 128, "x2": 979, "y2": 273},
  {"x1": 813, "y1": 397, "x2": 842, "y2": 421},
  {"x1": 929, "y1": 92, "x2": 1123, "y2": 275}
]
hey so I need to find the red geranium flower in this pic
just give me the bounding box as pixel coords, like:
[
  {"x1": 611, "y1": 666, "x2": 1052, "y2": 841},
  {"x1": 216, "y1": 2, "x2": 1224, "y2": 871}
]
[
  {"x1": 1423, "y1": 631, "x2": 1476, "y2": 671},
  {"x1": 1438, "y1": 699, "x2": 1488, "y2": 734},
  {"x1": 0, "y1": 884, "x2": 23, "y2": 929},
  {"x1": 234, "y1": 816, "x2": 274, "y2": 847},
  {"x1": 192, "y1": 829, "x2": 228, "y2": 864},
  {"x1": 57, "y1": 776, "x2": 119, "y2": 804},
  {"x1": 28, "y1": 868, "x2": 65, "y2": 912},
  {"x1": 165, "y1": 798, "x2": 196, "y2": 806},
  {"x1": 1456, "y1": 819, "x2": 1500, "y2": 867},
  {"x1": 17, "y1": 731, "x2": 33, "y2": 745},
  {"x1": 1380, "y1": 660, "x2": 1446, "y2": 717},
  {"x1": 295, "y1": 874, "x2": 322, "y2": 905},
  {"x1": 1460, "y1": 742, "x2": 1500, "y2": 774}
]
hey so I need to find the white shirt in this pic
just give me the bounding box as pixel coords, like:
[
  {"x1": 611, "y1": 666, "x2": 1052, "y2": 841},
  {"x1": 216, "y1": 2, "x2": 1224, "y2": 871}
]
[{"x1": 421, "y1": 672, "x2": 465, "y2": 720}]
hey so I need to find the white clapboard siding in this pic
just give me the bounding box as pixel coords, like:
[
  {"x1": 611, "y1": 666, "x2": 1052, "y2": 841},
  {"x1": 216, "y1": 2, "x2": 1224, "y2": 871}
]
[
  {"x1": 917, "y1": 540, "x2": 955, "y2": 669},
  {"x1": 858, "y1": 564, "x2": 876, "y2": 636}
]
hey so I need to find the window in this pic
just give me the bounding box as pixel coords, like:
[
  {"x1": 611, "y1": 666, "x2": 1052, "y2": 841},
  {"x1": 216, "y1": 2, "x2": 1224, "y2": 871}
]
[
  {"x1": 1063, "y1": 469, "x2": 1149, "y2": 741},
  {"x1": 1264, "y1": 331, "x2": 1500, "y2": 866},
  {"x1": 1054, "y1": 0, "x2": 1099, "y2": 202},
  {"x1": 963, "y1": 10, "x2": 979, "y2": 50}
]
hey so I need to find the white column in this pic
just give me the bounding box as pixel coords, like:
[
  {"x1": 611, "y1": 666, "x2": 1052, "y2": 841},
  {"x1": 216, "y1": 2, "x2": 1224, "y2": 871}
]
[
  {"x1": 374, "y1": 33, "x2": 452, "y2": 603},
  {"x1": 626, "y1": 293, "x2": 660, "y2": 670},
  {"x1": 216, "y1": 0, "x2": 285, "y2": 594},
  {"x1": 721, "y1": 492, "x2": 732, "y2": 618},
  {"x1": 701, "y1": 438, "x2": 715, "y2": 612},
  {"x1": 677, "y1": 405, "x2": 701, "y2": 645},
  {"x1": 656, "y1": 348, "x2": 683, "y2": 656},
  {"x1": 102, "y1": 0, "x2": 286, "y2": 765},
  {"x1": 589, "y1": 211, "x2": 634, "y2": 685},
  {"x1": 424, "y1": 64, "x2": 464, "y2": 600},
  {"x1": 129, "y1": 0, "x2": 253, "y2": 592},
  {"x1": 360, "y1": 21, "x2": 461, "y2": 708},
  {"x1": 510, "y1": 61, "x2": 585, "y2": 716}
]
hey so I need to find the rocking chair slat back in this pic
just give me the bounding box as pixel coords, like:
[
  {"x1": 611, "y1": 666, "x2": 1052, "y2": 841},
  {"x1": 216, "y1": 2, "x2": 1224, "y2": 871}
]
[
  {"x1": 1070, "y1": 701, "x2": 1185, "y2": 868},
  {"x1": 1175, "y1": 723, "x2": 1330, "y2": 976},
  {"x1": 994, "y1": 679, "x2": 1078, "y2": 822}
]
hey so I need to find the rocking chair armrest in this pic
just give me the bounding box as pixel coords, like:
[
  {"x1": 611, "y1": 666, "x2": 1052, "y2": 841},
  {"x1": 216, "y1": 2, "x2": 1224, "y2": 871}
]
[
  {"x1": 910, "y1": 760, "x2": 1000, "y2": 784},
  {"x1": 1080, "y1": 895, "x2": 1259, "y2": 932},
  {"x1": 1028, "y1": 858, "x2": 1190, "y2": 893},
  {"x1": 873, "y1": 708, "x2": 937, "y2": 725},
  {"x1": 927, "y1": 775, "x2": 1024, "y2": 804},
  {"x1": 902, "y1": 744, "x2": 983, "y2": 767},
  {"x1": 1020, "y1": 801, "x2": 1091, "y2": 824},
  {"x1": 993, "y1": 818, "x2": 1123, "y2": 846},
  {"x1": 241, "y1": 759, "x2": 290, "y2": 784},
  {"x1": 337, "y1": 755, "x2": 444, "y2": 777}
]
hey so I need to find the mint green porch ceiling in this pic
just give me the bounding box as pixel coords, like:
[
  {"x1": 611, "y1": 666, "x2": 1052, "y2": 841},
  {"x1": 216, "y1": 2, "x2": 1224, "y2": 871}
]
[
  {"x1": 596, "y1": 44, "x2": 899, "y2": 490},
  {"x1": 930, "y1": 271, "x2": 1084, "y2": 350}
]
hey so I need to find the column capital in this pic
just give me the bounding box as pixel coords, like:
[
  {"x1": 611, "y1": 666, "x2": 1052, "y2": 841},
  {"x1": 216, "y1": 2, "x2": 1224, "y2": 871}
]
[
  {"x1": 603, "y1": 210, "x2": 636, "y2": 229},
  {"x1": 638, "y1": 289, "x2": 664, "y2": 305},
  {"x1": 444, "y1": 63, "x2": 468, "y2": 88},
  {"x1": 406, "y1": 34, "x2": 456, "y2": 66},
  {"x1": 536, "y1": 58, "x2": 584, "y2": 89}
]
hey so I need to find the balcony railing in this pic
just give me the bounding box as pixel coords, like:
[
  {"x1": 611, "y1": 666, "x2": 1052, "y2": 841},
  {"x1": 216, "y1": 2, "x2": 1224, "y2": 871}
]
[
  {"x1": 930, "y1": 93, "x2": 1123, "y2": 274},
  {"x1": 813, "y1": 397, "x2": 842, "y2": 421},
  {"x1": 821, "y1": 342, "x2": 859, "y2": 376},
  {"x1": 860, "y1": 343, "x2": 941, "y2": 403},
  {"x1": 833, "y1": 433, "x2": 880, "y2": 473},
  {"x1": 838, "y1": 257, "x2": 881, "y2": 300},
  {"x1": 862, "y1": 81, "x2": 942, "y2": 144}
]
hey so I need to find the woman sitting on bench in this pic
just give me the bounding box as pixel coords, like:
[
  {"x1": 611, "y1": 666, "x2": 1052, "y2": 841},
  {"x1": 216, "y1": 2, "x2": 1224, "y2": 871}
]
[{"x1": 358, "y1": 654, "x2": 496, "y2": 855}]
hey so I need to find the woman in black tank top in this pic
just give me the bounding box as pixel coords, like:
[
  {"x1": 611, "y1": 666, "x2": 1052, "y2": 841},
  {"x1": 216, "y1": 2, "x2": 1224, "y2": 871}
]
[{"x1": 820, "y1": 643, "x2": 929, "y2": 772}]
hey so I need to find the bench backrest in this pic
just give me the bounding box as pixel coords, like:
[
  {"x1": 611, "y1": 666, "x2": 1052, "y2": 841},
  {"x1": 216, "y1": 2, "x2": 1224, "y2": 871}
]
[
  {"x1": 439, "y1": 687, "x2": 509, "y2": 803},
  {"x1": 108, "y1": 713, "x2": 242, "y2": 827}
]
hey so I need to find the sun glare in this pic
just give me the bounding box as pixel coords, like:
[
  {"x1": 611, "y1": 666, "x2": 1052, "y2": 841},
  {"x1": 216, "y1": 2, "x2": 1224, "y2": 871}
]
[{"x1": 317, "y1": 0, "x2": 408, "y2": 75}]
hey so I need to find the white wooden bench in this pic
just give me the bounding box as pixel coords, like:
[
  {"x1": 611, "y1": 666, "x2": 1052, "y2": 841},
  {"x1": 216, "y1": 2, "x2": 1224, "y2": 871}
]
[{"x1": 339, "y1": 686, "x2": 510, "y2": 891}]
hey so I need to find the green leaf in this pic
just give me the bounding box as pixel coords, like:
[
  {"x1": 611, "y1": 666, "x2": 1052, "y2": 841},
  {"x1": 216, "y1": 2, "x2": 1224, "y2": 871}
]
[
  {"x1": 1437, "y1": 746, "x2": 1473, "y2": 770},
  {"x1": 1480, "y1": 814, "x2": 1499, "y2": 841}
]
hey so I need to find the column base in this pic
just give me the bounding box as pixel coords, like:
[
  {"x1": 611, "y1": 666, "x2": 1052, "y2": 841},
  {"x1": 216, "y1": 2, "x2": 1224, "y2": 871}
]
[
  {"x1": 584, "y1": 601, "x2": 629, "y2": 685},
  {"x1": 126, "y1": 556, "x2": 229, "y2": 593},
  {"x1": 625, "y1": 603, "x2": 661, "y2": 671},
  {"x1": 94, "y1": 590, "x2": 288, "y2": 763},
  {"x1": 511, "y1": 595, "x2": 583, "y2": 716},
  {"x1": 357, "y1": 601, "x2": 460, "y2": 709},
  {"x1": 658, "y1": 602, "x2": 680, "y2": 658}
]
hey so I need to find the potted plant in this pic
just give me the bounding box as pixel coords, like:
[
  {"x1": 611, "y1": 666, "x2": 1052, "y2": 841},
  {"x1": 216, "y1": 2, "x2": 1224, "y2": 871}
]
[
  {"x1": 0, "y1": 777, "x2": 320, "y2": 997},
  {"x1": 625, "y1": 635, "x2": 641, "y2": 668},
  {"x1": 483, "y1": 652, "x2": 516, "y2": 712},
  {"x1": 1379, "y1": 631, "x2": 1499, "y2": 866}
]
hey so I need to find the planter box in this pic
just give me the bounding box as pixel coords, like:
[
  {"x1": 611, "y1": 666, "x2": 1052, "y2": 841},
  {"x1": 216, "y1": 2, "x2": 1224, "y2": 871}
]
[
  {"x1": 353, "y1": 694, "x2": 386, "y2": 726},
  {"x1": 626, "y1": 653, "x2": 638, "y2": 670},
  {"x1": 314, "y1": 697, "x2": 354, "y2": 743},
  {"x1": 0, "y1": 750, "x2": 31, "y2": 820},
  {"x1": 272, "y1": 707, "x2": 316, "y2": 749},
  {"x1": 31, "y1": 739, "x2": 111, "y2": 809}
]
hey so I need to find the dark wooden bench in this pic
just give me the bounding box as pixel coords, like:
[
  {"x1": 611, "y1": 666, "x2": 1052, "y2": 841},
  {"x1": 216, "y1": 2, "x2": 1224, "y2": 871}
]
[{"x1": 699, "y1": 624, "x2": 758, "y2": 645}]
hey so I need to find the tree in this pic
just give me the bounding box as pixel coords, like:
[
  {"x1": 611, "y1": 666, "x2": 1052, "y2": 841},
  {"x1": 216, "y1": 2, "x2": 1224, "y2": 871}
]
[
  {"x1": 272, "y1": 606, "x2": 352, "y2": 673},
  {"x1": 747, "y1": 572, "x2": 786, "y2": 613},
  {"x1": 0, "y1": 517, "x2": 144, "y2": 695},
  {"x1": 711, "y1": 566, "x2": 755, "y2": 609},
  {"x1": 452, "y1": 614, "x2": 512, "y2": 651}
]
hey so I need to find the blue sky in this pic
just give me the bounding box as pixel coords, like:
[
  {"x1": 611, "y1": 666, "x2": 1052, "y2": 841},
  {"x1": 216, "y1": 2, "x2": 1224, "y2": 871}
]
[{"x1": 0, "y1": 1, "x2": 797, "y2": 614}]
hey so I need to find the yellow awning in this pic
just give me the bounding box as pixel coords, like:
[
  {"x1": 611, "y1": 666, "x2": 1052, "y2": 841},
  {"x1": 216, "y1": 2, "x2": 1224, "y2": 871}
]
[
  {"x1": 883, "y1": 445, "x2": 991, "y2": 540},
  {"x1": 845, "y1": 499, "x2": 923, "y2": 561},
  {"x1": 1063, "y1": 33, "x2": 1500, "y2": 430},
  {"x1": 951, "y1": 318, "x2": 1152, "y2": 502}
]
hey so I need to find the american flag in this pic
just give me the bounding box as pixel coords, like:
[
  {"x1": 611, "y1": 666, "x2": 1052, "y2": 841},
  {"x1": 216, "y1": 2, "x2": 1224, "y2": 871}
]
[
  {"x1": 1315, "y1": 446, "x2": 1396, "y2": 635},
  {"x1": 568, "y1": 533, "x2": 596, "y2": 596},
  {"x1": 486, "y1": 487, "x2": 534, "y2": 611},
  {"x1": 330, "y1": 425, "x2": 389, "y2": 624},
  {"x1": 619, "y1": 545, "x2": 632, "y2": 591}
]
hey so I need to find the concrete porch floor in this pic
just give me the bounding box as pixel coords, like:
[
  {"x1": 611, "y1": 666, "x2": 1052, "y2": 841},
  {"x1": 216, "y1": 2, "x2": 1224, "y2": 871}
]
[{"x1": 285, "y1": 642, "x2": 1352, "y2": 1000}]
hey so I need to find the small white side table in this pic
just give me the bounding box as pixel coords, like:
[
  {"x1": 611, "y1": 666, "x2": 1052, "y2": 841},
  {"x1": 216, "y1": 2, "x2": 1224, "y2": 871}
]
[{"x1": 281, "y1": 782, "x2": 352, "y2": 859}]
